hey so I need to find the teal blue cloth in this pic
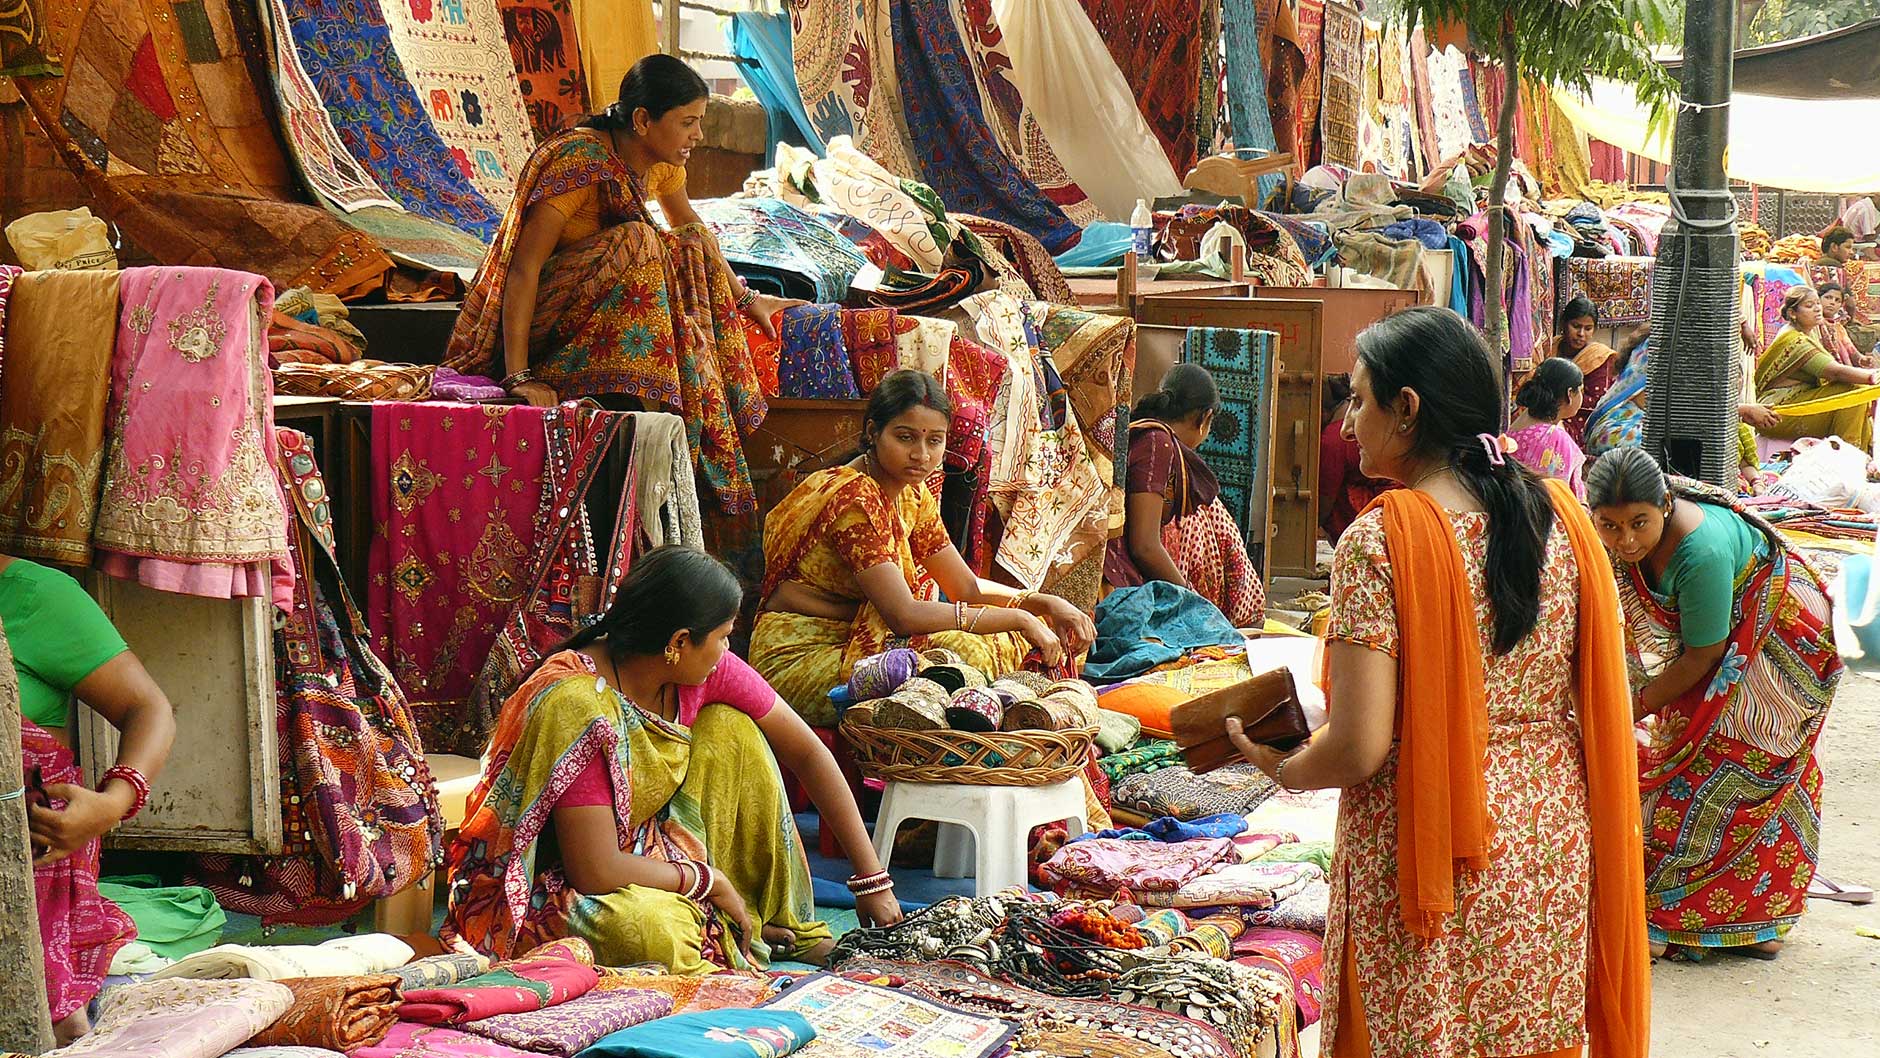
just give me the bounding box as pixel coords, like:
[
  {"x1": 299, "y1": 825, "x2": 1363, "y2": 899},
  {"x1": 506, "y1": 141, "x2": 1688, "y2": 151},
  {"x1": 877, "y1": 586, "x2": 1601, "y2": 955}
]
[
  {"x1": 578, "y1": 1010, "x2": 816, "y2": 1058},
  {"x1": 1084, "y1": 582, "x2": 1244, "y2": 682},
  {"x1": 1055, "y1": 222, "x2": 1134, "y2": 267},
  {"x1": 1222, "y1": 0, "x2": 1283, "y2": 204},
  {"x1": 728, "y1": 13, "x2": 824, "y2": 163}
]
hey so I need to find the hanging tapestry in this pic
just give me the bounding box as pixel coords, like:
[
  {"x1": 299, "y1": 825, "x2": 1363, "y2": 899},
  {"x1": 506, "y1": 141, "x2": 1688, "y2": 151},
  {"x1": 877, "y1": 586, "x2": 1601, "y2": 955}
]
[
  {"x1": 259, "y1": 0, "x2": 399, "y2": 213},
  {"x1": 1408, "y1": 29, "x2": 1440, "y2": 174},
  {"x1": 377, "y1": 0, "x2": 540, "y2": 208},
  {"x1": 495, "y1": 0, "x2": 588, "y2": 138},
  {"x1": 95, "y1": 267, "x2": 290, "y2": 602},
  {"x1": 694, "y1": 197, "x2": 868, "y2": 304},
  {"x1": 1223, "y1": 0, "x2": 1278, "y2": 170},
  {"x1": 1317, "y1": 1, "x2": 1363, "y2": 169},
  {"x1": 790, "y1": 0, "x2": 920, "y2": 180},
  {"x1": 888, "y1": 0, "x2": 1081, "y2": 253},
  {"x1": 1292, "y1": 0, "x2": 1325, "y2": 170},
  {"x1": 1425, "y1": 46, "x2": 1473, "y2": 163},
  {"x1": 13, "y1": 0, "x2": 391, "y2": 293},
  {"x1": 0, "y1": 0, "x2": 58, "y2": 75},
  {"x1": 1252, "y1": 0, "x2": 1305, "y2": 162},
  {"x1": 1185, "y1": 327, "x2": 1275, "y2": 548},
  {"x1": 1563, "y1": 256, "x2": 1652, "y2": 325},
  {"x1": 1458, "y1": 52, "x2": 1490, "y2": 143},
  {"x1": 1195, "y1": 0, "x2": 1222, "y2": 158},
  {"x1": 278, "y1": 0, "x2": 501, "y2": 239},
  {"x1": 367, "y1": 402, "x2": 550, "y2": 753},
  {"x1": 194, "y1": 429, "x2": 445, "y2": 927},
  {"x1": 956, "y1": 214, "x2": 1077, "y2": 304},
  {"x1": 1077, "y1": 0, "x2": 1207, "y2": 175}
]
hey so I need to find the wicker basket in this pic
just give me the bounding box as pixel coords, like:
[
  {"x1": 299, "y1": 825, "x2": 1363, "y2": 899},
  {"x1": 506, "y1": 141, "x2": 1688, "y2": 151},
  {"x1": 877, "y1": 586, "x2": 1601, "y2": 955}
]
[{"x1": 840, "y1": 720, "x2": 1097, "y2": 786}]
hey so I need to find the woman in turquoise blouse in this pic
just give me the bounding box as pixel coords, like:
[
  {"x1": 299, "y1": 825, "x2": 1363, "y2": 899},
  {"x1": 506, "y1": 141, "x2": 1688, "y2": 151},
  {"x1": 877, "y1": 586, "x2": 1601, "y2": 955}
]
[{"x1": 0, "y1": 554, "x2": 174, "y2": 1042}]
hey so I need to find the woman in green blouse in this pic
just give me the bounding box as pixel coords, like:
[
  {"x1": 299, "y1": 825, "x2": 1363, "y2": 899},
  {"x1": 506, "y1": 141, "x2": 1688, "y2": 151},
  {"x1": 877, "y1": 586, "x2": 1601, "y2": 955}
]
[{"x1": 0, "y1": 554, "x2": 174, "y2": 1042}]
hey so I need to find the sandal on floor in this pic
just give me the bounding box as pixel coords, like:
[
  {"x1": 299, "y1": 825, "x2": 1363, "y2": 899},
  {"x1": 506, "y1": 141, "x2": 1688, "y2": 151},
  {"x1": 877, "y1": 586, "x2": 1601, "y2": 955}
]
[{"x1": 1808, "y1": 876, "x2": 1876, "y2": 905}]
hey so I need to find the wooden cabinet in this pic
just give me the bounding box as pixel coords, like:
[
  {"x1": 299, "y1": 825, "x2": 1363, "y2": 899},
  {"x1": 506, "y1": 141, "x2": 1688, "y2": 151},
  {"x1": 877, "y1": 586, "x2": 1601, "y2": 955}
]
[{"x1": 81, "y1": 577, "x2": 282, "y2": 855}]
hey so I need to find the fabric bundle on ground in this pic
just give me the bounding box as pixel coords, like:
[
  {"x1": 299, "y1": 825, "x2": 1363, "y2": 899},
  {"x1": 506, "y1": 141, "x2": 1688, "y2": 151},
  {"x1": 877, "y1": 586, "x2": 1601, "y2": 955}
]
[
  {"x1": 461, "y1": 988, "x2": 673, "y2": 1055},
  {"x1": 94, "y1": 267, "x2": 290, "y2": 604},
  {"x1": 391, "y1": 952, "x2": 494, "y2": 992},
  {"x1": 152, "y1": 934, "x2": 414, "y2": 981},
  {"x1": 94, "y1": 877, "x2": 225, "y2": 960},
  {"x1": 762, "y1": 973, "x2": 1016, "y2": 1058},
  {"x1": 0, "y1": 269, "x2": 121, "y2": 565},
  {"x1": 1111, "y1": 762, "x2": 1280, "y2": 822},
  {"x1": 351, "y1": 1023, "x2": 535, "y2": 1058},
  {"x1": 594, "y1": 972, "x2": 780, "y2": 1014},
  {"x1": 398, "y1": 938, "x2": 600, "y2": 1025},
  {"x1": 1133, "y1": 860, "x2": 1325, "y2": 909},
  {"x1": 580, "y1": 1009, "x2": 817, "y2": 1058},
  {"x1": 1041, "y1": 836, "x2": 1239, "y2": 893},
  {"x1": 45, "y1": 978, "x2": 293, "y2": 1058},
  {"x1": 247, "y1": 975, "x2": 402, "y2": 1051}
]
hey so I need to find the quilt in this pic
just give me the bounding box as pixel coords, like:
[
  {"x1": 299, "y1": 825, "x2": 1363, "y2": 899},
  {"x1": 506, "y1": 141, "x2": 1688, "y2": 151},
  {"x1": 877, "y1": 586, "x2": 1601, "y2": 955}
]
[
  {"x1": 1187, "y1": 327, "x2": 1275, "y2": 548},
  {"x1": 1317, "y1": 1, "x2": 1363, "y2": 169},
  {"x1": 1563, "y1": 255, "x2": 1652, "y2": 325}
]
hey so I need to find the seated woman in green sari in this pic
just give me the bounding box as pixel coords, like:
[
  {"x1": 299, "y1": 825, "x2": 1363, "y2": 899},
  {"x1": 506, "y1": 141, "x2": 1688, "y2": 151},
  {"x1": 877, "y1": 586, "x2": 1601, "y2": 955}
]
[
  {"x1": 1755, "y1": 286, "x2": 1880, "y2": 450},
  {"x1": 445, "y1": 546, "x2": 901, "y2": 971}
]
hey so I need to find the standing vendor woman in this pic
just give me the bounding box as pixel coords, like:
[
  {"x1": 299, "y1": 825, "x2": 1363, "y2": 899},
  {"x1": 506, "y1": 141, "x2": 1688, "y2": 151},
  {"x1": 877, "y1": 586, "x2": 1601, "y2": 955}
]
[
  {"x1": 1, "y1": 555, "x2": 175, "y2": 1043},
  {"x1": 1587, "y1": 448, "x2": 1843, "y2": 959},
  {"x1": 447, "y1": 546, "x2": 901, "y2": 971},
  {"x1": 750, "y1": 370, "x2": 1095, "y2": 729},
  {"x1": 1104, "y1": 364, "x2": 1265, "y2": 626},
  {"x1": 1533, "y1": 295, "x2": 1618, "y2": 445},
  {"x1": 443, "y1": 54, "x2": 794, "y2": 513}
]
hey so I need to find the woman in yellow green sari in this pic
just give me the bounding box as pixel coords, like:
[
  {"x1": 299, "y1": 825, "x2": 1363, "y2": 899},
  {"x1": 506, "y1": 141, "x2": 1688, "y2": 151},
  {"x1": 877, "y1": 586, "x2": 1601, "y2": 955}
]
[
  {"x1": 1756, "y1": 286, "x2": 1880, "y2": 451},
  {"x1": 445, "y1": 546, "x2": 902, "y2": 972},
  {"x1": 748, "y1": 370, "x2": 1096, "y2": 729}
]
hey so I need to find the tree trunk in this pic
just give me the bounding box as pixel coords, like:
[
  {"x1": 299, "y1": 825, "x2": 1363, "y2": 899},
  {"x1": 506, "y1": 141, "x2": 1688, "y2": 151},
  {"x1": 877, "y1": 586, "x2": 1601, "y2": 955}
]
[
  {"x1": 1485, "y1": 15, "x2": 1521, "y2": 426},
  {"x1": 0, "y1": 622, "x2": 54, "y2": 1054}
]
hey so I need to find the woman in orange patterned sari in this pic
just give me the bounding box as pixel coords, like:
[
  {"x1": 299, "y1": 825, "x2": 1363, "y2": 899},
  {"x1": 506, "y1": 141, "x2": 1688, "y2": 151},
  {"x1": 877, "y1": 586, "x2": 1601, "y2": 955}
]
[{"x1": 443, "y1": 55, "x2": 789, "y2": 513}]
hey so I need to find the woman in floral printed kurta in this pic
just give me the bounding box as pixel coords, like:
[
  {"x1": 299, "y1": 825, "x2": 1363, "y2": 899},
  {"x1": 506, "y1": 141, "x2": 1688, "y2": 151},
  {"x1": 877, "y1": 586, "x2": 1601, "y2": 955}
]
[{"x1": 1228, "y1": 308, "x2": 1647, "y2": 1058}]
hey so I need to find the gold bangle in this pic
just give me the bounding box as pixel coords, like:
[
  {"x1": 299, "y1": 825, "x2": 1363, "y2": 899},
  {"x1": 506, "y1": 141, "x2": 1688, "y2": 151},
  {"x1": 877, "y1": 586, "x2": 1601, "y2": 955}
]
[
  {"x1": 1009, "y1": 590, "x2": 1035, "y2": 610},
  {"x1": 965, "y1": 606, "x2": 985, "y2": 633}
]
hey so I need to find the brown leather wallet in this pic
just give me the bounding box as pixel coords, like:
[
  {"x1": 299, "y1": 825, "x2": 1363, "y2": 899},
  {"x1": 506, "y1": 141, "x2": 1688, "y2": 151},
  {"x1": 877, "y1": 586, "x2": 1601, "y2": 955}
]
[{"x1": 1169, "y1": 667, "x2": 1311, "y2": 773}]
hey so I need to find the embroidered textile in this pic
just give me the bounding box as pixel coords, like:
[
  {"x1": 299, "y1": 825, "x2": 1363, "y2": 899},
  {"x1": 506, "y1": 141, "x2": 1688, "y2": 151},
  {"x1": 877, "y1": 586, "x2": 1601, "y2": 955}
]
[
  {"x1": 193, "y1": 429, "x2": 444, "y2": 926},
  {"x1": 1293, "y1": 0, "x2": 1325, "y2": 169},
  {"x1": 763, "y1": 973, "x2": 1016, "y2": 1058},
  {"x1": 843, "y1": 308, "x2": 901, "y2": 393},
  {"x1": 789, "y1": 0, "x2": 919, "y2": 178},
  {"x1": 695, "y1": 197, "x2": 867, "y2": 304},
  {"x1": 0, "y1": 270, "x2": 118, "y2": 565},
  {"x1": 463, "y1": 987, "x2": 673, "y2": 1055},
  {"x1": 889, "y1": 0, "x2": 1080, "y2": 253},
  {"x1": 956, "y1": 214, "x2": 1077, "y2": 304},
  {"x1": 48, "y1": 979, "x2": 294, "y2": 1058},
  {"x1": 1186, "y1": 327, "x2": 1276, "y2": 549},
  {"x1": 248, "y1": 975, "x2": 401, "y2": 1052},
  {"x1": 258, "y1": 0, "x2": 399, "y2": 213},
  {"x1": 1563, "y1": 255, "x2": 1652, "y2": 325},
  {"x1": 94, "y1": 268, "x2": 289, "y2": 600},
  {"x1": 277, "y1": 0, "x2": 501, "y2": 238},
  {"x1": 1234, "y1": 927, "x2": 1325, "y2": 1026},
  {"x1": 367, "y1": 402, "x2": 550, "y2": 752},
  {"x1": 332, "y1": 206, "x2": 495, "y2": 277},
  {"x1": 15, "y1": 0, "x2": 392, "y2": 293},
  {"x1": 1134, "y1": 861, "x2": 1325, "y2": 910},
  {"x1": 399, "y1": 938, "x2": 600, "y2": 1025},
  {"x1": 1111, "y1": 763, "x2": 1280, "y2": 822},
  {"x1": 579, "y1": 1010, "x2": 816, "y2": 1058},
  {"x1": 774, "y1": 140, "x2": 950, "y2": 273},
  {"x1": 1317, "y1": 1, "x2": 1363, "y2": 169},
  {"x1": 1078, "y1": 0, "x2": 1207, "y2": 174},
  {"x1": 149, "y1": 934, "x2": 414, "y2": 981},
  {"x1": 26, "y1": 721, "x2": 137, "y2": 1022},
  {"x1": 0, "y1": 0, "x2": 57, "y2": 74},
  {"x1": 496, "y1": 0, "x2": 588, "y2": 137},
  {"x1": 353, "y1": 1023, "x2": 537, "y2": 1058},
  {"x1": 1425, "y1": 46, "x2": 1473, "y2": 164},
  {"x1": 778, "y1": 305, "x2": 862, "y2": 399},
  {"x1": 393, "y1": 953, "x2": 494, "y2": 992},
  {"x1": 597, "y1": 973, "x2": 779, "y2": 1014},
  {"x1": 1041, "y1": 837, "x2": 1239, "y2": 894}
]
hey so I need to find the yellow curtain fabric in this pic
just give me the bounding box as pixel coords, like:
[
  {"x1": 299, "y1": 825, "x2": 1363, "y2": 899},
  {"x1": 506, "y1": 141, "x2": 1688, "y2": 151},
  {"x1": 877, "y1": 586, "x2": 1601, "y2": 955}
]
[{"x1": 576, "y1": 0, "x2": 659, "y2": 110}]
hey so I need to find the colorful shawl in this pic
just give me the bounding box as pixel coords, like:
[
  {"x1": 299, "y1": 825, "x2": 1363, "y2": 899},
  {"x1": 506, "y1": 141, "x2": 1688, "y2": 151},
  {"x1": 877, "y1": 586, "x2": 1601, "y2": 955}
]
[
  {"x1": 25, "y1": 718, "x2": 137, "y2": 1022},
  {"x1": 495, "y1": 0, "x2": 589, "y2": 138},
  {"x1": 1508, "y1": 421, "x2": 1586, "y2": 500},
  {"x1": 1078, "y1": 0, "x2": 1207, "y2": 174},
  {"x1": 400, "y1": 938, "x2": 600, "y2": 1025},
  {"x1": 889, "y1": 0, "x2": 1080, "y2": 252},
  {"x1": 0, "y1": 269, "x2": 120, "y2": 564},
  {"x1": 462, "y1": 987, "x2": 673, "y2": 1055},
  {"x1": 193, "y1": 428, "x2": 444, "y2": 925},
  {"x1": 1620, "y1": 481, "x2": 1841, "y2": 953},
  {"x1": 248, "y1": 975, "x2": 401, "y2": 1052},
  {"x1": 1584, "y1": 344, "x2": 1650, "y2": 455},
  {"x1": 94, "y1": 268, "x2": 289, "y2": 603},
  {"x1": 0, "y1": 0, "x2": 57, "y2": 75},
  {"x1": 790, "y1": 0, "x2": 921, "y2": 180},
  {"x1": 277, "y1": 0, "x2": 500, "y2": 238}
]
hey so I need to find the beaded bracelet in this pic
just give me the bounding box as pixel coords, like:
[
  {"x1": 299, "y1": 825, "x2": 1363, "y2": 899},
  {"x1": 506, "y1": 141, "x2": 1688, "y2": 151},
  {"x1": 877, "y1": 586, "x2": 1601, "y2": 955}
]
[
  {"x1": 736, "y1": 285, "x2": 759, "y2": 311},
  {"x1": 99, "y1": 765, "x2": 150, "y2": 821}
]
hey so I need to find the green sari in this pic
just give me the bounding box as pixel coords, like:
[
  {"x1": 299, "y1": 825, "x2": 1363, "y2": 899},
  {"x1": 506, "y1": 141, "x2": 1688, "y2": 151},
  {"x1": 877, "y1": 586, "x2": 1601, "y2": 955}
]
[{"x1": 444, "y1": 651, "x2": 828, "y2": 971}]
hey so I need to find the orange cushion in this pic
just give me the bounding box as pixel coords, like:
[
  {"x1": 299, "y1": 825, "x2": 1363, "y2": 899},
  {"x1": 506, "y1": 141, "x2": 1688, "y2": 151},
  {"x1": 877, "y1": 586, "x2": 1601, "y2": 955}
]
[{"x1": 1094, "y1": 683, "x2": 1192, "y2": 740}]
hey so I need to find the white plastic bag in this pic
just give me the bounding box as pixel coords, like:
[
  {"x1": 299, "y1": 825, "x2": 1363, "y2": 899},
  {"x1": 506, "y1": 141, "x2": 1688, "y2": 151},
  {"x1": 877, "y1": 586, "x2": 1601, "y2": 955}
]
[{"x1": 4, "y1": 206, "x2": 117, "y2": 270}]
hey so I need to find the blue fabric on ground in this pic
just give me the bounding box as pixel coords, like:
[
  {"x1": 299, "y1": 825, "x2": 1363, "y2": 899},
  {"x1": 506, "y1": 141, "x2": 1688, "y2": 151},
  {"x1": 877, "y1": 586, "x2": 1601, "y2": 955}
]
[
  {"x1": 1069, "y1": 812, "x2": 1250, "y2": 844},
  {"x1": 1084, "y1": 582, "x2": 1244, "y2": 682},
  {"x1": 580, "y1": 1010, "x2": 816, "y2": 1058}
]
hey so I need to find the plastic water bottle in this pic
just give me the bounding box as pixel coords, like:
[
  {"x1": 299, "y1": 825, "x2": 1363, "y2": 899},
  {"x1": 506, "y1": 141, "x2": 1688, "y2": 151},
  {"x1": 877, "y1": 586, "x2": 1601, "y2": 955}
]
[{"x1": 1130, "y1": 199, "x2": 1153, "y2": 257}]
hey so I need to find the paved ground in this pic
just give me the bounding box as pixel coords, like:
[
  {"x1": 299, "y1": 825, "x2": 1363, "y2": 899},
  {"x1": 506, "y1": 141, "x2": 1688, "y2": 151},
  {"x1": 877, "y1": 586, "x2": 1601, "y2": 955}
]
[{"x1": 1649, "y1": 669, "x2": 1880, "y2": 1057}]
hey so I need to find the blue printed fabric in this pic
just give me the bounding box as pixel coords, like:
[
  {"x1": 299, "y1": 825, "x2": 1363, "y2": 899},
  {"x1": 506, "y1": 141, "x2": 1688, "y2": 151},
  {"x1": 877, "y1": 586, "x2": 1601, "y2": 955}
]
[
  {"x1": 1222, "y1": 0, "x2": 1283, "y2": 204},
  {"x1": 1069, "y1": 812, "x2": 1250, "y2": 843},
  {"x1": 279, "y1": 0, "x2": 499, "y2": 239},
  {"x1": 888, "y1": 0, "x2": 1081, "y2": 253},
  {"x1": 579, "y1": 1009, "x2": 817, "y2": 1058},
  {"x1": 695, "y1": 198, "x2": 868, "y2": 304},
  {"x1": 1187, "y1": 327, "x2": 1275, "y2": 547},
  {"x1": 778, "y1": 304, "x2": 861, "y2": 399},
  {"x1": 1085, "y1": 582, "x2": 1244, "y2": 682}
]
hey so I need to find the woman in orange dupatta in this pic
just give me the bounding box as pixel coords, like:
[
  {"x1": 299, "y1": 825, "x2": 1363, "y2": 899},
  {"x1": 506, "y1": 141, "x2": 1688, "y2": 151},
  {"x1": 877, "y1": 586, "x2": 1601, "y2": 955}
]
[
  {"x1": 1230, "y1": 308, "x2": 1648, "y2": 1058},
  {"x1": 443, "y1": 55, "x2": 790, "y2": 514},
  {"x1": 1533, "y1": 295, "x2": 1620, "y2": 445}
]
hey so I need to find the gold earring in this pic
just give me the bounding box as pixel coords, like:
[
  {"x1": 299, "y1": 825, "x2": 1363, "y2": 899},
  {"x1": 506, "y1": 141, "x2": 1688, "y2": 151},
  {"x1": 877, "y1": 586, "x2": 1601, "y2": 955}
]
[{"x1": 664, "y1": 645, "x2": 680, "y2": 667}]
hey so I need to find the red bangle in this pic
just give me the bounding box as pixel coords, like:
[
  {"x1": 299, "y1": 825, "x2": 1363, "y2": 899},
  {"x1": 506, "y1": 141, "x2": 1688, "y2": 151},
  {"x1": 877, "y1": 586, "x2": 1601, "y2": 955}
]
[{"x1": 100, "y1": 765, "x2": 150, "y2": 821}]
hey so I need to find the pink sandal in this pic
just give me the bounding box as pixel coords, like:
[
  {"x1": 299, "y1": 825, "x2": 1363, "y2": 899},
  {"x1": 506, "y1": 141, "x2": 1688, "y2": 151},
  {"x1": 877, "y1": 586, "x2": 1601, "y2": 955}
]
[{"x1": 1808, "y1": 876, "x2": 1876, "y2": 904}]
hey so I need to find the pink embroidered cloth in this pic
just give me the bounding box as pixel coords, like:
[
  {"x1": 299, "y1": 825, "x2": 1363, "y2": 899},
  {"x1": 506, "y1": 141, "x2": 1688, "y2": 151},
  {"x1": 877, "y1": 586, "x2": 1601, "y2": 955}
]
[
  {"x1": 353, "y1": 1023, "x2": 536, "y2": 1058},
  {"x1": 94, "y1": 266, "x2": 290, "y2": 606},
  {"x1": 1040, "y1": 836, "x2": 1239, "y2": 894},
  {"x1": 367, "y1": 402, "x2": 549, "y2": 753}
]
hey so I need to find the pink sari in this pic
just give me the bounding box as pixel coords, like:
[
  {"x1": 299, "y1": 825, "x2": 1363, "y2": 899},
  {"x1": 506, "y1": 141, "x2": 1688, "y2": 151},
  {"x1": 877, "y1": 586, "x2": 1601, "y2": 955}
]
[
  {"x1": 1508, "y1": 421, "x2": 1586, "y2": 500},
  {"x1": 26, "y1": 720, "x2": 137, "y2": 1021},
  {"x1": 94, "y1": 267, "x2": 291, "y2": 605}
]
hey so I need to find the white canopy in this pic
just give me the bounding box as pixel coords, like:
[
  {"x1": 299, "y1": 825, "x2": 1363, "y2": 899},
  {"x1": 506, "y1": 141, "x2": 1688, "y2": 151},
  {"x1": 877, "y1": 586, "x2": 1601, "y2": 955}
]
[{"x1": 1554, "y1": 77, "x2": 1880, "y2": 194}]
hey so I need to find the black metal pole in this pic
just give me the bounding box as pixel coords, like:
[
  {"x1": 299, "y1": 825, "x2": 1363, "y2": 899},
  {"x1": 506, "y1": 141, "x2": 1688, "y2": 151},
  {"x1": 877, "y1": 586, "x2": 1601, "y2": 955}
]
[{"x1": 1643, "y1": 0, "x2": 1740, "y2": 487}]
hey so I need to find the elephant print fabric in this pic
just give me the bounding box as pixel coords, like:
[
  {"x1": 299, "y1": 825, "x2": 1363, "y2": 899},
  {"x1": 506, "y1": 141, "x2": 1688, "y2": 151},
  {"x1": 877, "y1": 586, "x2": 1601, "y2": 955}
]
[
  {"x1": 378, "y1": 0, "x2": 543, "y2": 208},
  {"x1": 498, "y1": 0, "x2": 589, "y2": 138}
]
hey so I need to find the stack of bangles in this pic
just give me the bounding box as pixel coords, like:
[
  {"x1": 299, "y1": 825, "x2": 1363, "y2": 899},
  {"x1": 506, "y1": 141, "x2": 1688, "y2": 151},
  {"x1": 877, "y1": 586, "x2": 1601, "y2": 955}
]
[
  {"x1": 847, "y1": 870, "x2": 894, "y2": 898},
  {"x1": 100, "y1": 764, "x2": 150, "y2": 820},
  {"x1": 676, "y1": 859, "x2": 716, "y2": 902},
  {"x1": 736, "y1": 284, "x2": 758, "y2": 311}
]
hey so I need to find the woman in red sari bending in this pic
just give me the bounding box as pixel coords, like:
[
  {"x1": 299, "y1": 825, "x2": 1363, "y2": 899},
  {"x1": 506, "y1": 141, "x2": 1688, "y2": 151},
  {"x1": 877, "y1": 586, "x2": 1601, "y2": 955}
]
[{"x1": 444, "y1": 55, "x2": 792, "y2": 514}]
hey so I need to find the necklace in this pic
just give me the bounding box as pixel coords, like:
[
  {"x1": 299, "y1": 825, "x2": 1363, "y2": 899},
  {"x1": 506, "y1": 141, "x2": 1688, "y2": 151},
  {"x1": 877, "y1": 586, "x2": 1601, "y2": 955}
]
[{"x1": 1408, "y1": 463, "x2": 1452, "y2": 491}]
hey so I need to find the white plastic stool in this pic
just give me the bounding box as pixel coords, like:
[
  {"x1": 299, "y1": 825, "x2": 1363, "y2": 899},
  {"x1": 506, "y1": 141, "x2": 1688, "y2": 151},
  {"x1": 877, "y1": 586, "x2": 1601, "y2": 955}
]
[{"x1": 872, "y1": 777, "x2": 1089, "y2": 896}]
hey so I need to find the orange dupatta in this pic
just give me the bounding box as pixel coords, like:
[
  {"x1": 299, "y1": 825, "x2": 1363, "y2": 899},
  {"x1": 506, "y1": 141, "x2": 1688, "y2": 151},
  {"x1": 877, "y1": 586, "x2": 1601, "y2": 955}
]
[{"x1": 1340, "y1": 481, "x2": 1647, "y2": 1057}]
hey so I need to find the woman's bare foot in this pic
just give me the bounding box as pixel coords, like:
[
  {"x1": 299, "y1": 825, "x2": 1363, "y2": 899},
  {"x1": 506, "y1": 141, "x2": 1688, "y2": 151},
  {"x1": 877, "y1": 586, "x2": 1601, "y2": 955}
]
[
  {"x1": 1752, "y1": 939, "x2": 1783, "y2": 956},
  {"x1": 53, "y1": 1007, "x2": 90, "y2": 1046},
  {"x1": 1649, "y1": 941, "x2": 1668, "y2": 959}
]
